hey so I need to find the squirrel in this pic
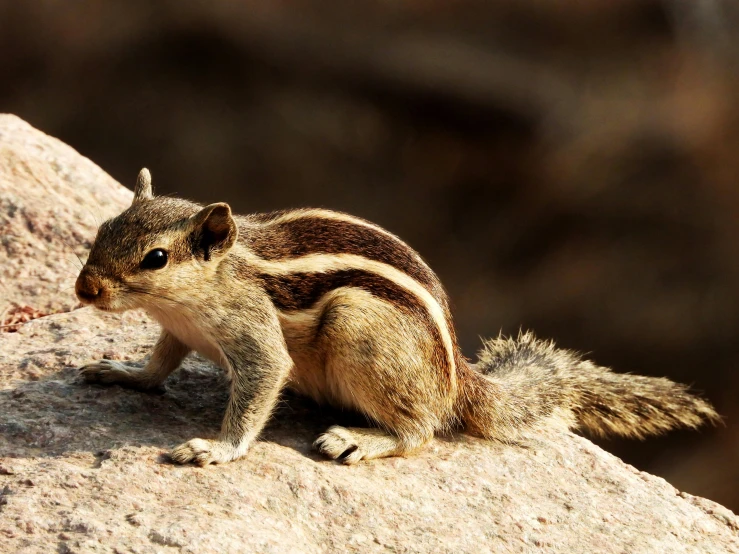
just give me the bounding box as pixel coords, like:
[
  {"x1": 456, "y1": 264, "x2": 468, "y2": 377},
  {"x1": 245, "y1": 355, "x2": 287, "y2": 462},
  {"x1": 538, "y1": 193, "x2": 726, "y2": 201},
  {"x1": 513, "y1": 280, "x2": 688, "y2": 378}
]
[{"x1": 75, "y1": 169, "x2": 719, "y2": 466}]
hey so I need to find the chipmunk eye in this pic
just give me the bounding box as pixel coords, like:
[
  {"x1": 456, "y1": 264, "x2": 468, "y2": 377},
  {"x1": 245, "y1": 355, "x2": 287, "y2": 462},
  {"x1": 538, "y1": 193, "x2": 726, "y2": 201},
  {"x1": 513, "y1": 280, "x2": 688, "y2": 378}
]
[{"x1": 141, "y1": 249, "x2": 168, "y2": 270}]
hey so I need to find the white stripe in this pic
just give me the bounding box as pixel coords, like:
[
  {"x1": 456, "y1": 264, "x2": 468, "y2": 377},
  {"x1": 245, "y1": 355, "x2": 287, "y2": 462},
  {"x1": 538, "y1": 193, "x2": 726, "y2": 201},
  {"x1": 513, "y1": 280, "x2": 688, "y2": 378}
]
[
  {"x1": 268, "y1": 208, "x2": 391, "y2": 236},
  {"x1": 247, "y1": 251, "x2": 456, "y2": 378},
  {"x1": 265, "y1": 208, "x2": 431, "y2": 271}
]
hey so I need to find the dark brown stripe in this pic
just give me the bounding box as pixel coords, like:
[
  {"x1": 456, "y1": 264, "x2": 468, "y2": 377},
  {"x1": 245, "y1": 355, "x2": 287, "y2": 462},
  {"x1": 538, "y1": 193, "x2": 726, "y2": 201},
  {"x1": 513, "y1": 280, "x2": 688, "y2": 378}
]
[
  {"x1": 259, "y1": 269, "x2": 419, "y2": 313},
  {"x1": 258, "y1": 269, "x2": 453, "y2": 378},
  {"x1": 242, "y1": 215, "x2": 448, "y2": 308}
]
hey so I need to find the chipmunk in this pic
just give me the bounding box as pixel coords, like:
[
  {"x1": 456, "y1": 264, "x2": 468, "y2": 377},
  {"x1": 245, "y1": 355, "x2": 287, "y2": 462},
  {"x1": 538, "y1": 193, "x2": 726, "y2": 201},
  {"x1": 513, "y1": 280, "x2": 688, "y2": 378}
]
[{"x1": 75, "y1": 169, "x2": 719, "y2": 466}]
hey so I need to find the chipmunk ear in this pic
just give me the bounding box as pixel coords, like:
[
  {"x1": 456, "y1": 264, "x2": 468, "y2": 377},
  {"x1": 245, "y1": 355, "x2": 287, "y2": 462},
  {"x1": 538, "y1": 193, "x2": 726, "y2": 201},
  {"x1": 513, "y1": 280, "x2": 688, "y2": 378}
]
[
  {"x1": 191, "y1": 203, "x2": 238, "y2": 261},
  {"x1": 132, "y1": 168, "x2": 153, "y2": 204}
]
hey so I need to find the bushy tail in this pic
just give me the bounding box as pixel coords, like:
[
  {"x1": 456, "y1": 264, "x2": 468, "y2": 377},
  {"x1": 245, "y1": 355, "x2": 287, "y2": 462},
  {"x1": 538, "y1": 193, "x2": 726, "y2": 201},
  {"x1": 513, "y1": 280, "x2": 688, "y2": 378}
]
[{"x1": 459, "y1": 331, "x2": 720, "y2": 441}]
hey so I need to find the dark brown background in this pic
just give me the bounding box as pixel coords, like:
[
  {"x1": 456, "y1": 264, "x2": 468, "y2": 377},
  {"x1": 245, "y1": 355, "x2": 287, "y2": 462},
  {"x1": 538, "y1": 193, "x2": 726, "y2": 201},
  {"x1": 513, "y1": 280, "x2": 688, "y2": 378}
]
[{"x1": 2, "y1": 1, "x2": 737, "y2": 510}]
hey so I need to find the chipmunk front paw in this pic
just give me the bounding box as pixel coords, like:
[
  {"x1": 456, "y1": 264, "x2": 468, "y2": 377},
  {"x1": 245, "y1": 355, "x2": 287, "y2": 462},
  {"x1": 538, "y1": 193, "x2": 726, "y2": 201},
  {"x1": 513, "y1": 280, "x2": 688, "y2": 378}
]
[
  {"x1": 169, "y1": 438, "x2": 239, "y2": 466},
  {"x1": 78, "y1": 360, "x2": 164, "y2": 393},
  {"x1": 80, "y1": 360, "x2": 136, "y2": 384}
]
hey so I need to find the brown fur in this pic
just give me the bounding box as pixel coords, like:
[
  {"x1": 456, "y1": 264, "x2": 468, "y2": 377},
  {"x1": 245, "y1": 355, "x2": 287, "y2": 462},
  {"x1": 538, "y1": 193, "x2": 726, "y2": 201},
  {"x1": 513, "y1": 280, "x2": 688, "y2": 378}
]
[
  {"x1": 75, "y1": 169, "x2": 719, "y2": 466},
  {"x1": 459, "y1": 331, "x2": 720, "y2": 442}
]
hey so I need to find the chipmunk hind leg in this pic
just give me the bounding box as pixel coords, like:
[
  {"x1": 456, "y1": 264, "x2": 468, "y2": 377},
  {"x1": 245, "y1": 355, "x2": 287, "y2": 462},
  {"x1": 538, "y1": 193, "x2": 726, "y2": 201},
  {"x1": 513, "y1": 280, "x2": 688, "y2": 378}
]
[{"x1": 312, "y1": 289, "x2": 453, "y2": 463}]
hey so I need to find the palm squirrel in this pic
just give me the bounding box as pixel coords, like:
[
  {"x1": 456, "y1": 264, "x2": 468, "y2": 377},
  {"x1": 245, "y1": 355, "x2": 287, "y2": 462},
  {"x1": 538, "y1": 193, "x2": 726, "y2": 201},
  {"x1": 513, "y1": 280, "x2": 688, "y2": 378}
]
[{"x1": 75, "y1": 169, "x2": 719, "y2": 466}]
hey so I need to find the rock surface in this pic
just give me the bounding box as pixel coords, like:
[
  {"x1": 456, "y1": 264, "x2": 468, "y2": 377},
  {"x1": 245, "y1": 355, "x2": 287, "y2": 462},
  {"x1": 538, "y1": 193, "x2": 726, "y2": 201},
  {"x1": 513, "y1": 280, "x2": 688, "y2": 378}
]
[
  {"x1": 0, "y1": 116, "x2": 737, "y2": 553},
  {"x1": 0, "y1": 114, "x2": 131, "y2": 317}
]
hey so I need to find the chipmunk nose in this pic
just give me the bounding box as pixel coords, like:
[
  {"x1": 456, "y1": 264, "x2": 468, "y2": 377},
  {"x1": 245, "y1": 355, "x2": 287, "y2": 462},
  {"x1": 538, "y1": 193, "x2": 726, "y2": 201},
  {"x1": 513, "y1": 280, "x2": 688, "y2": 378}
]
[{"x1": 75, "y1": 270, "x2": 102, "y2": 303}]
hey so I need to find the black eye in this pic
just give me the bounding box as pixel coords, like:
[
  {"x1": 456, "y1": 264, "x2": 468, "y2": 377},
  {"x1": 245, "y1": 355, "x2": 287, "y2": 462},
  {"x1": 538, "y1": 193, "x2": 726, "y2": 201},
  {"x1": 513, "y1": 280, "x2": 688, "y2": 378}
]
[{"x1": 141, "y1": 249, "x2": 168, "y2": 270}]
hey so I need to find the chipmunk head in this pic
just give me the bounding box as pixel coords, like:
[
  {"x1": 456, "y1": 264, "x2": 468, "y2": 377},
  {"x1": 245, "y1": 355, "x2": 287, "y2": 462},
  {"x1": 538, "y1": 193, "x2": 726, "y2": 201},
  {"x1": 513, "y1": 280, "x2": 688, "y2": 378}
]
[{"x1": 75, "y1": 168, "x2": 238, "y2": 313}]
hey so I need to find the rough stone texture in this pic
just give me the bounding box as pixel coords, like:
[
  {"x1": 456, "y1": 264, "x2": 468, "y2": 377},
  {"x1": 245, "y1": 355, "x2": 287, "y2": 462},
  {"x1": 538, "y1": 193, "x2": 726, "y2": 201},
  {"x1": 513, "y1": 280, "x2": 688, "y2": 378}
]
[
  {"x1": 1, "y1": 117, "x2": 738, "y2": 553},
  {"x1": 0, "y1": 114, "x2": 132, "y2": 315}
]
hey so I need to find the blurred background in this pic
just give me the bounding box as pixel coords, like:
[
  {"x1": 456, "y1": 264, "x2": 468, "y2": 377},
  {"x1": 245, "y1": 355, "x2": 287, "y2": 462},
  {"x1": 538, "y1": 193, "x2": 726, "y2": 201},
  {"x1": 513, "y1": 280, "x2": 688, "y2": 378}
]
[{"x1": 1, "y1": 1, "x2": 737, "y2": 510}]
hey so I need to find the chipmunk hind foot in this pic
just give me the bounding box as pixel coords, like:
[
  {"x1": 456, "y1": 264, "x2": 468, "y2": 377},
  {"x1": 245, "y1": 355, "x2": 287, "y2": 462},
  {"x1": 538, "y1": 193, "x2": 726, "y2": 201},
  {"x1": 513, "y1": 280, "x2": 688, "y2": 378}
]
[{"x1": 314, "y1": 426, "x2": 431, "y2": 465}]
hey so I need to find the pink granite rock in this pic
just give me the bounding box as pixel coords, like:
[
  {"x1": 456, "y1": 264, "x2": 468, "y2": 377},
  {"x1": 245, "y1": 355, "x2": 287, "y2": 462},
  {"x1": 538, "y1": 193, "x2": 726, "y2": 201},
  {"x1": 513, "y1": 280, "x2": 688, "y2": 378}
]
[
  {"x1": 0, "y1": 114, "x2": 132, "y2": 317},
  {"x1": 0, "y1": 116, "x2": 737, "y2": 553}
]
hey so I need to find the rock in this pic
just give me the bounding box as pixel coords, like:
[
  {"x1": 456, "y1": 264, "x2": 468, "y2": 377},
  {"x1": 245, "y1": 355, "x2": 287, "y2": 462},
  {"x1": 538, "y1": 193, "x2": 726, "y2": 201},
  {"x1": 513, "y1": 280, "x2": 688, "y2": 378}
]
[
  {"x1": 0, "y1": 115, "x2": 737, "y2": 553},
  {"x1": 0, "y1": 114, "x2": 132, "y2": 316}
]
